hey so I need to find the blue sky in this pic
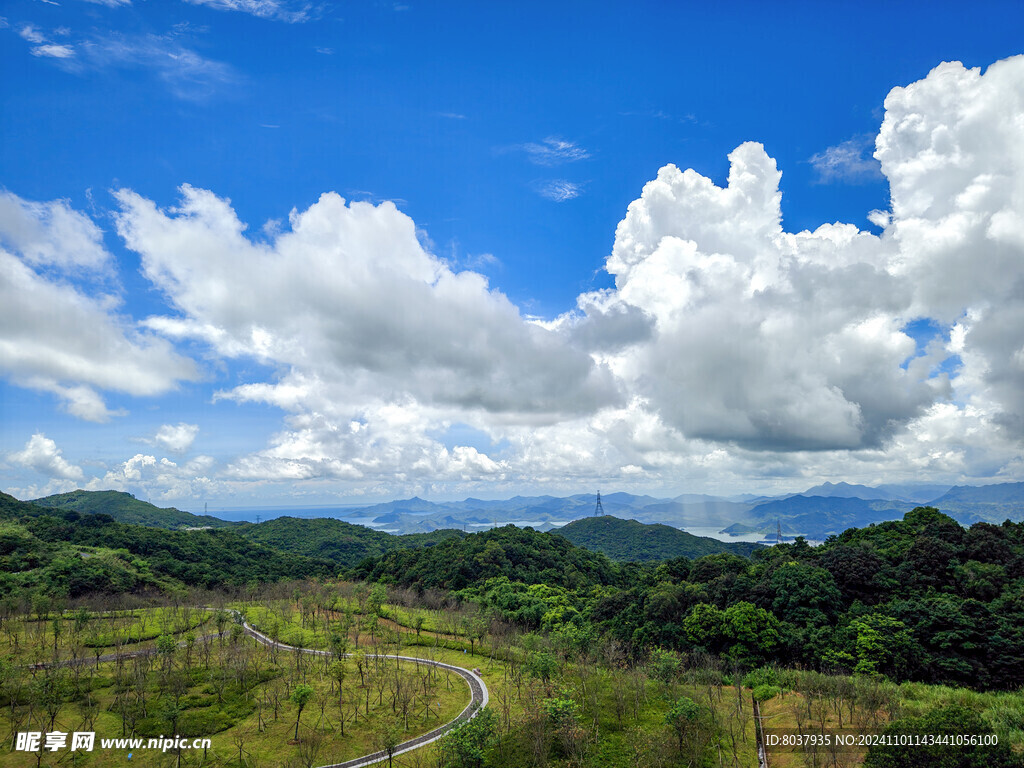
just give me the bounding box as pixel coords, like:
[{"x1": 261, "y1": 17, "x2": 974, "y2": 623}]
[{"x1": 2, "y1": 0, "x2": 1023, "y2": 507}]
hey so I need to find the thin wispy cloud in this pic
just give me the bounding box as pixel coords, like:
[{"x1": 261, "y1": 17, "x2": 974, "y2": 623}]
[
  {"x1": 341, "y1": 189, "x2": 410, "y2": 211},
  {"x1": 31, "y1": 44, "x2": 76, "y2": 58},
  {"x1": 80, "y1": 0, "x2": 134, "y2": 7},
  {"x1": 87, "y1": 34, "x2": 238, "y2": 99},
  {"x1": 442, "y1": 239, "x2": 500, "y2": 272},
  {"x1": 172, "y1": 21, "x2": 211, "y2": 35},
  {"x1": 6, "y1": 21, "x2": 238, "y2": 100},
  {"x1": 809, "y1": 134, "x2": 883, "y2": 183},
  {"x1": 620, "y1": 109, "x2": 699, "y2": 125},
  {"x1": 438, "y1": 111, "x2": 466, "y2": 119},
  {"x1": 19, "y1": 25, "x2": 46, "y2": 44},
  {"x1": 183, "y1": 0, "x2": 318, "y2": 23},
  {"x1": 522, "y1": 137, "x2": 590, "y2": 166},
  {"x1": 536, "y1": 179, "x2": 583, "y2": 201},
  {"x1": 463, "y1": 251, "x2": 500, "y2": 271},
  {"x1": 14, "y1": 25, "x2": 76, "y2": 59}
]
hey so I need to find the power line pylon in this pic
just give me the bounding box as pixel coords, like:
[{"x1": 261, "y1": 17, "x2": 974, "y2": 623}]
[{"x1": 594, "y1": 490, "x2": 604, "y2": 517}]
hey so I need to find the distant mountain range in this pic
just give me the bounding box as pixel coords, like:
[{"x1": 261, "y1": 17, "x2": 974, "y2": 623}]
[{"x1": 25, "y1": 480, "x2": 1024, "y2": 541}]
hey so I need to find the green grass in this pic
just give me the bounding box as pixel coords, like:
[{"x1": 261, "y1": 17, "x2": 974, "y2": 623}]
[
  {"x1": 0, "y1": 628, "x2": 473, "y2": 767},
  {"x1": 81, "y1": 607, "x2": 211, "y2": 648},
  {"x1": 381, "y1": 604, "x2": 462, "y2": 636},
  {"x1": 1, "y1": 607, "x2": 213, "y2": 668},
  {"x1": 897, "y1": 681, "x2": 1024, "y2": 750}
]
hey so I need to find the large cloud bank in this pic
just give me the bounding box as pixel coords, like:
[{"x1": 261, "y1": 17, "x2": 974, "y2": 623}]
[
  {"x1": 4, "y1": 56, "x2": 1023, "y2": 498},
  {"x1": 0, "y1": 192, "x2": 197, "y2": 422}
]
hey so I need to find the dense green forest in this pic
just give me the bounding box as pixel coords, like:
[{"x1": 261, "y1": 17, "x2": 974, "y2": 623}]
[
  {"x1": 346, "y1": 507, "x2": 1024, "y2": 691},
  {"x1": 0, "y1": 493, "x2": 335, "y2": 595},
  {"x1": 235, "y1": 515, "x2": 466, "y2": 564},
  {"x1": 554, "y1": 515, "x2": 763, "y2": 561},
  {"x1": 351, "y1": 524, "x2": 621, "y2": 591}
]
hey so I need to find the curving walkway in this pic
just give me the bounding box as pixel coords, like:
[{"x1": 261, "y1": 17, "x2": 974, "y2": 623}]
[
  {"x1": 30, "y1": 608, "x2": 490, "y2": 768},
  {"x1": 235, "y1": 612, "x2": 489, "y2": 768}
]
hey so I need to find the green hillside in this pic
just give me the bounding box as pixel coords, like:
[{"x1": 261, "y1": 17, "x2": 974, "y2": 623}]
[
  {"x1": 0, "y1": 490, "x2": 40, "y2": 519},
  {"x1": 236, "y1": 515, "x2": 465, "y2": 566},
  {"x1": 31, "y1": 489, "x2": 237, "y2": 529},
  {"x1": 554, "y1": 515, "x2": 763, "y2": 561},
  {"x1": 0, "y1": 491, "x2": 333, "y2": 597},
  {"x1": 352, "y1": 524, "x2": 620, "y2": 590}
]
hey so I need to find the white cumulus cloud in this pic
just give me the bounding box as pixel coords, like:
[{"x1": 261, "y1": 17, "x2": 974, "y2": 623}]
[
  {"x1": 0, "y1": 191, "x2": 199, "y2": 421},
  {"x1": 86, "y1": 452, "x2": 219, "y2": 502},
  {"x1": 155, "y1": 423, "x2": 200, "y2": 453},
  {"x1": 115, "y1": 185, "x2": 617, "y2": 420},
  {"x1": 0, "y1": 190, "x2": 109, "y2": 270},
  {"x1": 9, "y1": 55, "x2": 1023, "y2": 502},
  {"x1": 578, "y1": 141, "x2": 940, "y2": 451},
  {"x1": 110, "y1": 57, "x2": 1024, "y2": 497},
  {"x1": 878, "y1": 56, "x2": 1024, "y2": 437},
  {"x1": 9, "y1": 434, "x2": 84, "y2": 482},
  {"x1": 110, "y1": 185, "x2": 618, "y2": 492},
  {"x1": 548, "y1": 56, "x2": 1024, "y2": 476}
]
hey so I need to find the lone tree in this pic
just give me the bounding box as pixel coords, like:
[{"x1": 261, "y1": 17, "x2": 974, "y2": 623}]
[
  {"x1": 290, "y1": 684, "x2": 314, "y2": 742},
  {"x1": 373, "y1": 718, "x2": 403, "y2": 768},
  {"x1": 665, "y1": 696, "x2": 700, "y2": 755}
]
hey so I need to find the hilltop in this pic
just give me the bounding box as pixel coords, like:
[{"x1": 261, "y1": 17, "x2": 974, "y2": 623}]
[
  {"x1": 236, "y1": 515, "x2": 465, "y2": 566},
  {"x1": 554, "y1": 515, "x2": 763, "y2": 561},
  {"x1": 31, "y1": 490, "x2": 237, "y2": 530},
  {"x1": 0, "y1": 491, "x2": 332, "y2": 595}
]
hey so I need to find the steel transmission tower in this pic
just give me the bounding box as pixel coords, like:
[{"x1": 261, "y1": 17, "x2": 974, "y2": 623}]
[{"x1": 594, "y1": 490, "x2": 604, "y2": 517}]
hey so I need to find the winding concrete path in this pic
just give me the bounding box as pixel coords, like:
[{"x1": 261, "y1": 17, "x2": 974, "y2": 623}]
[
  {"x1": 30, "y1": 608, "x2": 490, "y2": 768},
  {"x1": 235, "y1": 612, "x2": 489, "y2": 768}
]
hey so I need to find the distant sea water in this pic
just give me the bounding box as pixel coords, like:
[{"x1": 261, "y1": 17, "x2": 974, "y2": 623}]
[{"x1": 681, "y1": 526, "x2": 766, "y2": 544}]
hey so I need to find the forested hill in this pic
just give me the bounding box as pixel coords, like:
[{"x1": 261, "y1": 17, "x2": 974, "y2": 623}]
[
  {"x1": 589, "y1": 507, "x2": 1024, "y2": 689},
  {"x1": 554, "y1": 515, "x2": 763, "y2": 561},
  {"x1": 0, "y1": 492, "x2": 333, "y2": 596},
  {"x1": 351, "y1": 524, "x2": 621, "y2": 590},
  {"x1": 31, "y1": 490, "x2": 237, "y2": 530},
  {"x1": 0, "y1": 490, "x2": 36, "y2": 518},
  {"x1": 236, "y1": 515, "x2": 465, "y2": 565}
]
